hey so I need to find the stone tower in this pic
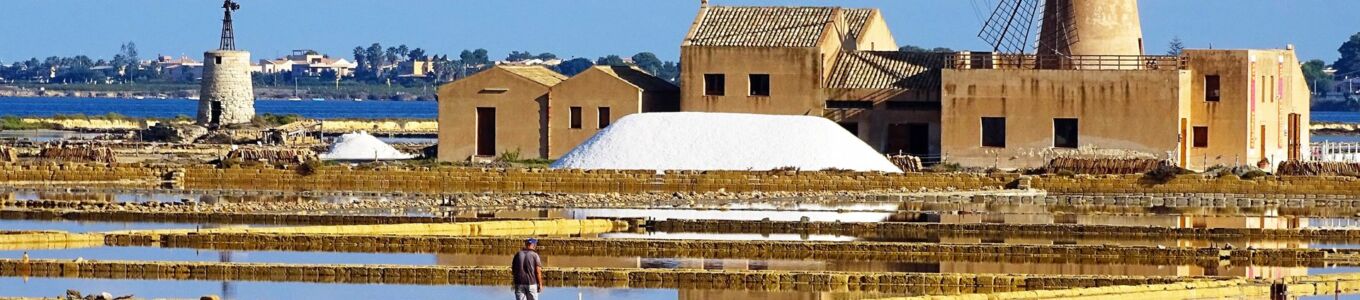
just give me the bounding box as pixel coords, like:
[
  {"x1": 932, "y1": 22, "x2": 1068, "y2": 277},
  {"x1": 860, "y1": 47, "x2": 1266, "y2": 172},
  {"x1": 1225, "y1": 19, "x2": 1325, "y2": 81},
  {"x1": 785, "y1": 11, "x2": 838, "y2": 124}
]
[
  {"x1": 1036, "y1": 0, "x2": 1144, "y2": 57},
  {"x1": 199, "y1": 50, "x2": 255, "y2": 126},
  {"x1": 198, "y1": 0, "x2": 254, "y2": 127}
]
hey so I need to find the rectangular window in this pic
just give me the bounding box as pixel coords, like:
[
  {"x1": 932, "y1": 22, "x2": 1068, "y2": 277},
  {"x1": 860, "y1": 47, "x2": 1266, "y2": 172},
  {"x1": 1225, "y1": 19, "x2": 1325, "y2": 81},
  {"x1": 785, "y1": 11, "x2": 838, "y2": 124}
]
[
  {"x1": 1205, "y1": 75, "x2": 1220, "y2": 102},
  {"x1": 597, "y1": 107, "x2": 611, "y2": 129},
  {"x1": 569, "y1": 107, "x2": 582, "y2": 129},
  {"x1": 703, "y1": 74, "x2": 725, "y2": 96},
  {"x1": 981, "y1": 117, "x2": 1006, "y2": 148},
  {"x1": 1193, "y1": 126, "x2": 1209, "y2": 148},
  {"x1": 749, "y1": 74, "x2": 770, "y2": 96},
  {"x1": 838, "y1": 122, "x2": 859, "y2": 135},
  {"x1": 1053, "y1": 118, "x2": 1079, "y2": 148},
  {"x1": 826, "y1": 100, "x2": 873, "y2": 109},
  {"x1": 214, "y1": 56, "x2": 223, "y2": 65}
]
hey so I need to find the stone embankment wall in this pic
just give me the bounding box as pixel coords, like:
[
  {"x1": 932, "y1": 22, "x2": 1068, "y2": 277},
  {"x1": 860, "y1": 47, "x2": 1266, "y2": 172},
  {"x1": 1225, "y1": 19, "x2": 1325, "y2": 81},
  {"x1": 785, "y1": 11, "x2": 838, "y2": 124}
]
[
  {"x1": 19, "y1": 118, "x2": 146, "y2": 130},
  {"x1": 1032, "y1": 175, "x2": 1360, "y2": 195},
  {"x1": 112, "y1": 234, "x2": 1337, "y2": 267},
  {"x1": 181, "y1": 166, "x2": 1013, "y2": 193},
  {"x1": 320, "y1": 120, "x2": 438, "y2": 135},
  {"x1": 0, "y1": 164, "x2": 167, "y2": 185},
  {"x1": 0, "y1": 259, "x2": 1194, "y2": 291},
  {"x1": 0, "y1": 209, "x2": 499, "y2": 226},
  {"x1": 652, "y1": 219, "x2": 1360, "y2": 240},
  {"x1": 117, "y1": 219, "x2": 626, "y2": 237},
  {"x1": 9, "y1": 163, "x2": 1360, "y2": 195},
  {"x1": 878, "y1": 272, "x2": 1360, "y2": 300}
]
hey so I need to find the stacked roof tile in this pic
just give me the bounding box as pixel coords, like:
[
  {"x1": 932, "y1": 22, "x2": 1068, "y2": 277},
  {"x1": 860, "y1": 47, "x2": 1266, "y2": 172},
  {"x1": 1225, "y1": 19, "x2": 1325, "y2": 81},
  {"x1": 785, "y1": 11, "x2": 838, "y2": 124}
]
[{"x1": 827, "y1": 51, "x2": 949, "y2": 90}]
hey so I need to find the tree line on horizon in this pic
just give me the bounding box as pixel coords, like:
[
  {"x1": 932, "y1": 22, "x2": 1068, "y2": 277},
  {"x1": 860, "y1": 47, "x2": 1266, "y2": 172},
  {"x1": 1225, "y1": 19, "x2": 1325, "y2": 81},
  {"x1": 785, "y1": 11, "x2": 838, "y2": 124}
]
[{"x1": 6, "y1": 35, "x2": 1360, "y2": 99}]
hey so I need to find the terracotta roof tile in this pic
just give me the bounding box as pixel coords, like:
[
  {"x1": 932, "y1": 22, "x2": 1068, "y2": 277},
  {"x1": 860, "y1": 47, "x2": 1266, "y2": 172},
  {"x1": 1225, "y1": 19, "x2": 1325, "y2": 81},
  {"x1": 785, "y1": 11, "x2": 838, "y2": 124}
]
[
  {"x1": 827, "y1": 51, "x2": 949, "y2": 90},
  {"x1": 499, "y1": 66, "x2": 567, "y2": 87},
  {"x1": 842, "y1": 9, "x2": 873, "y2": 44},
  {"x1": 594, "y1": 66, "x2": 678, "y2": 92},
  {"x1": 687, "y1": 6, "x2": 837, "y2": 48}
]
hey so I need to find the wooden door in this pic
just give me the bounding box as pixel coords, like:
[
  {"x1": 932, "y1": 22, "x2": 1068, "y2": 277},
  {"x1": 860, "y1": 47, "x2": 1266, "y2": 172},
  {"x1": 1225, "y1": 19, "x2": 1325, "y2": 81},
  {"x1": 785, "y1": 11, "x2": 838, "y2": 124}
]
[
  {"x1": 1288, "y1": 113, "x2": 1301, "y2": 161},
  {"x1": 476, "y1": 107, "x2": 496, "y2": 157}
]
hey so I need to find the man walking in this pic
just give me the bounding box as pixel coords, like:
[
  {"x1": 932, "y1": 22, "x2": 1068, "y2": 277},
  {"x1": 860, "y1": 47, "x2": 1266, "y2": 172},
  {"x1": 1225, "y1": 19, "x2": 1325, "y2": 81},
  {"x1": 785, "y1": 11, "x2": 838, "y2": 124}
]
[{"x1": 511, "y1": 238, "x2": 544, "y2": 300}]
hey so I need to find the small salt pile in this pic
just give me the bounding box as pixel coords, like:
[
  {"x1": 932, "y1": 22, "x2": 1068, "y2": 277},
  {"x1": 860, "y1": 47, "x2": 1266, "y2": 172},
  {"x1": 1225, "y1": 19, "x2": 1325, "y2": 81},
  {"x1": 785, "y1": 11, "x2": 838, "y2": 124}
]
[{"x1": 319, "y1": 131, "x2": 416, "y2": 161}]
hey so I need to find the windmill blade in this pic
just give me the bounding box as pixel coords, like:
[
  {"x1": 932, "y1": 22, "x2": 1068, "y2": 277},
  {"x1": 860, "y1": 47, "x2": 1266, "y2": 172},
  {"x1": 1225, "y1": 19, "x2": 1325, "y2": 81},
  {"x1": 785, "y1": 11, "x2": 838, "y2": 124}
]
[{"x1": 977, "y1": 0, "x2": 1042, "y2": 54}]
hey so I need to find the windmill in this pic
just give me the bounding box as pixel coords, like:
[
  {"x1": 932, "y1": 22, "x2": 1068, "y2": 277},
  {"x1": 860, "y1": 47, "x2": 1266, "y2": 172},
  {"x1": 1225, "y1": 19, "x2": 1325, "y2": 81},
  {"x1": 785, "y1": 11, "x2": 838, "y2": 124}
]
[
  {"x1": 976, "y1": 0, "x2": 1143, "y2": 57},
  {"x1": 219, "y1": 0, "x2": 241, "y2": 51}
]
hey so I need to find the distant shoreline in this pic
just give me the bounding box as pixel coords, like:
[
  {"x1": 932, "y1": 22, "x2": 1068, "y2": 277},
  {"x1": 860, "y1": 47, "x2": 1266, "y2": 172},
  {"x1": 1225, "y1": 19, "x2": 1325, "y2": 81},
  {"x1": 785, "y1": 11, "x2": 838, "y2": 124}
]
[{"x1": 0, "y1": 84, "x2": 437, "y2": 101}]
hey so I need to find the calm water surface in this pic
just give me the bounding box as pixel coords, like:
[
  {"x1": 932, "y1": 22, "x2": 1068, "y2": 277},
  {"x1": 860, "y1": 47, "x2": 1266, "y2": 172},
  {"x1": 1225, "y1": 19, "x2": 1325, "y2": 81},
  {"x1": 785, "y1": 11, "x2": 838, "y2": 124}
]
[{"x1": 0, "y1": 97, "x2": 436, "y2": 119}]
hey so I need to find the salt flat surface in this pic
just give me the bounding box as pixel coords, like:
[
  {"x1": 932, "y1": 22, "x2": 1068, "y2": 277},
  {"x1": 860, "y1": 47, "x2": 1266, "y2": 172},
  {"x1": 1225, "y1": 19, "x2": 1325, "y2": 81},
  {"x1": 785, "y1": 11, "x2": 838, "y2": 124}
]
[
  {"x1": 319, "y1": 131, "x2": 416, "y2": 160},
  {"x1": 551, "y1": 112, "x2": 901, "y2": 173}
]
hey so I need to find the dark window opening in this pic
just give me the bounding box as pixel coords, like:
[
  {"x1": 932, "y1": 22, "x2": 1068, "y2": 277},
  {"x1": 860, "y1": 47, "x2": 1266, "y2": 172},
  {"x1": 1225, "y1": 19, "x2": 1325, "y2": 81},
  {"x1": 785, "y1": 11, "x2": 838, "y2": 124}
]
[
  {"x1": 886, "y1": 101, "x2": 942, "y2": 111},
  {"x1": 1205, "y1": 75, "x2": 1221, "y2": 102},
  {"x1": 981, "y1": 117, "x2": 1006, "y2": 148},
  {"x1": 1193, "y1": 126, "x2": 1209, "y2": 148},
  {"x1": 749, "y1": 74, "x2": 770, "y2": 96},
  {"x1": 1054, "y1": 118, "x2": 1079, "y2": 148},
  {"x1": 214, "y1": 56, "x2": 223, "y2": 65},
  {"x1": 569, "y1": 107, "x2": 582, "y2": 129},
  {"x1": 826, "y1": 100, "x2": 873, "y2": 109},
  {"x1": 838, "y1": 122, "x2": 859, "y2": 135},
  {"x1": 703, "y1": 74, "x2": 725, "y2": 96},
  {"x1": 597, "y1": 107, "x2": 611, "y2": 129}
]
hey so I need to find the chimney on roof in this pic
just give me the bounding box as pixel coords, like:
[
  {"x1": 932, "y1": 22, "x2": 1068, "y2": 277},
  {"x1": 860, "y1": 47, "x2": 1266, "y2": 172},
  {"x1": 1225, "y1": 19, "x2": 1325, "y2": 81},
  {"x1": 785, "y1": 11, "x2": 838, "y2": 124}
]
[{"x1": 701, "y1": 0, "x2": 708, "y2": 8}]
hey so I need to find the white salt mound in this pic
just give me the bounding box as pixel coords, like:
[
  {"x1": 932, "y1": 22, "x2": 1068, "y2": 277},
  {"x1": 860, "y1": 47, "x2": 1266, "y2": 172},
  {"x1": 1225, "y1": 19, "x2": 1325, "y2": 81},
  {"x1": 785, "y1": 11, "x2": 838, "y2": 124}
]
[
  {"x1": 551, "y1": 112, "x2": 902, "y2": 173},
  {"x1": 319, "y1": 131, "x2": 416, "y2": 161}
]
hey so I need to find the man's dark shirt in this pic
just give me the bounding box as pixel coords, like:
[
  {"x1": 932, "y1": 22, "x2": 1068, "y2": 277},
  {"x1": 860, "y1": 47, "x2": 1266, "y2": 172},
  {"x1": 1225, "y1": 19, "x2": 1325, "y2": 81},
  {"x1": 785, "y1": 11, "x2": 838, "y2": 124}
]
[{"x1": 511, "y1": 249, "x2": 542, "y2": 285}]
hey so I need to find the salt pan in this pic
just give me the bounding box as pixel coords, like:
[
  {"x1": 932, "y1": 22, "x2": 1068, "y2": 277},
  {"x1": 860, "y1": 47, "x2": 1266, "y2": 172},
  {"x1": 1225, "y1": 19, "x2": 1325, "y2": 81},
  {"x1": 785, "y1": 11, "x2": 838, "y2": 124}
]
[
  {"x1": 551, "y1": 112, "x2": 901, "y2": 173},
  {"x1": 319, "y1": 131, "x2": 416, "y2": 161}
]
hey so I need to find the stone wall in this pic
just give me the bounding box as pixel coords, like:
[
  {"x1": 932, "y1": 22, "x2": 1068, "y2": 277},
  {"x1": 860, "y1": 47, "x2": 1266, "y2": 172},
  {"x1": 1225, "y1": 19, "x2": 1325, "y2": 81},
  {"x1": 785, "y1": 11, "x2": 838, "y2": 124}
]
[
  {"x1": 198, "y1": 50, "x2": 255, "y2": 126},
  {"x1": 181, "y1": 166, "x2": 1012, "y2": 193},
  {"x1": 0, "y1": 259, "x2": 1192, "y2": 292},
  {"x1": 9, "y1": 163, "x2": 1360, "y2": 196}
]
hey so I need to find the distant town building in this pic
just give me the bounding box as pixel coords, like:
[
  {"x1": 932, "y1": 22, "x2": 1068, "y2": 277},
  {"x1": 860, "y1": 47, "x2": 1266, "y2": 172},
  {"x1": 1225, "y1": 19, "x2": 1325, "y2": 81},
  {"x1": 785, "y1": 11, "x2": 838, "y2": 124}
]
[
  {"x1": 154, "y1": 55, "x2": 205, "y2": 81},
  {"x1": 256, "y1": 50, "x2": 357, "y2": 77},
  {"x1": 396, "y1": 59, "x2": 436, "y2": 78},
  {"x1": 496, "y1": 58, "x2": 563, "y2": 67}
]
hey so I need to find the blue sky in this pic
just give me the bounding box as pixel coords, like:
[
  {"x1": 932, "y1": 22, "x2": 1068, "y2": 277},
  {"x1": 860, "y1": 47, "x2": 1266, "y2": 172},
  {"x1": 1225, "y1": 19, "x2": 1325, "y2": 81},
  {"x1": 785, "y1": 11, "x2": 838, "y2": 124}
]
[{"x1": 1, "y1": 0, "x2": 1356, "y2": 63}]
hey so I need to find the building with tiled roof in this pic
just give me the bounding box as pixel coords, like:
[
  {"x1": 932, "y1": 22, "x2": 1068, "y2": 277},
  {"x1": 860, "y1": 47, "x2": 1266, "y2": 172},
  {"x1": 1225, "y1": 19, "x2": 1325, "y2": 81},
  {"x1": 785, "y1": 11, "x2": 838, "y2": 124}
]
[
  {"x1": 680, "y1": 4, "x2": 942, "y2": 158},
  {"x1": 437, "y1": 64, "x2": 680, "y2": 161},
  {"x1": 546, "y1": 66, "x2": 679, "y2": 157}
]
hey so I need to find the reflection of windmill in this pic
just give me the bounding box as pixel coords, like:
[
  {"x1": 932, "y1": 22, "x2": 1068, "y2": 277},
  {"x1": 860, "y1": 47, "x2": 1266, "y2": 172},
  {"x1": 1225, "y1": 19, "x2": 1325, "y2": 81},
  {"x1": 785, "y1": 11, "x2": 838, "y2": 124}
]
[
  {"x1": 220, "y1": 0, "x2": 241, "y2": 50},
  {"x1": 977, "y1": 0, "x2": 1143, "y2": 57}
]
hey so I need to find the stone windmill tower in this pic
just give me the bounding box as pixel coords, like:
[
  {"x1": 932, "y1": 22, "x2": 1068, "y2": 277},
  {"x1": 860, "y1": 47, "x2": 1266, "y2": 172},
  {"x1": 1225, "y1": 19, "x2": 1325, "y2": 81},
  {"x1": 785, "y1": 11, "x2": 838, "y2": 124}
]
[
  {"x1": 978, "y1": 0, "x2": 1145, "y2": 58},
  {"x1": 198, "y1": 0, "x2": 256, "y2": 127}
]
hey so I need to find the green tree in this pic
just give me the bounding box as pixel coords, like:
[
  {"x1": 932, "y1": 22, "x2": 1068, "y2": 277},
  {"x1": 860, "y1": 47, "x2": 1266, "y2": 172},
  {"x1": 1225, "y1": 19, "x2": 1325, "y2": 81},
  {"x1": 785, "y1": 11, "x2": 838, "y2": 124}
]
[
  {"x1": 535, "y1": 53, "x2": 557, "y2": 60},
  {"x1": 1166, "y1": 36, "x2": 1185, "y2": 56},
  {"x1": 596, "y1": 55, "x2": 626, "y2": 66},
  {"x1": 408, "y1": 48, "x2": 427, "y2": 61},
  {"x1": 631, "y1": 52, "x2": 664, "y2": 75},
  {"x1": 1334, "y1": 33, "x2": 1360, "y2": 77},
  {"x1": 352, "y1": 46, "x2": 368, "y2": 77},
  {"x1": 506, "y1": 51, "x2": 534, "y2": 61},
  {"x1": 1303, "y1": 59, "x2": 1334, "y2": 94},
  {"x1": 553, "y1": 58, "x2": 593, "y2": 76}
]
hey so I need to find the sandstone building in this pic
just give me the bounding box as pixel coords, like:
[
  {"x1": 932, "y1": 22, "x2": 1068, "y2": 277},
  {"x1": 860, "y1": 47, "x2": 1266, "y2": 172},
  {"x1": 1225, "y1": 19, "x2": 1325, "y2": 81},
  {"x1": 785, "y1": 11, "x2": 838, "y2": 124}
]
[
  {"x1": 437, "y1": 2, "x2": 1310, "y2": 171},
  {"x1": 679, "y1": 5, "x2": 946, "y2": 159},
  {"x1": 436, "y1": 65, "x2": 677, "y2": 161}
]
